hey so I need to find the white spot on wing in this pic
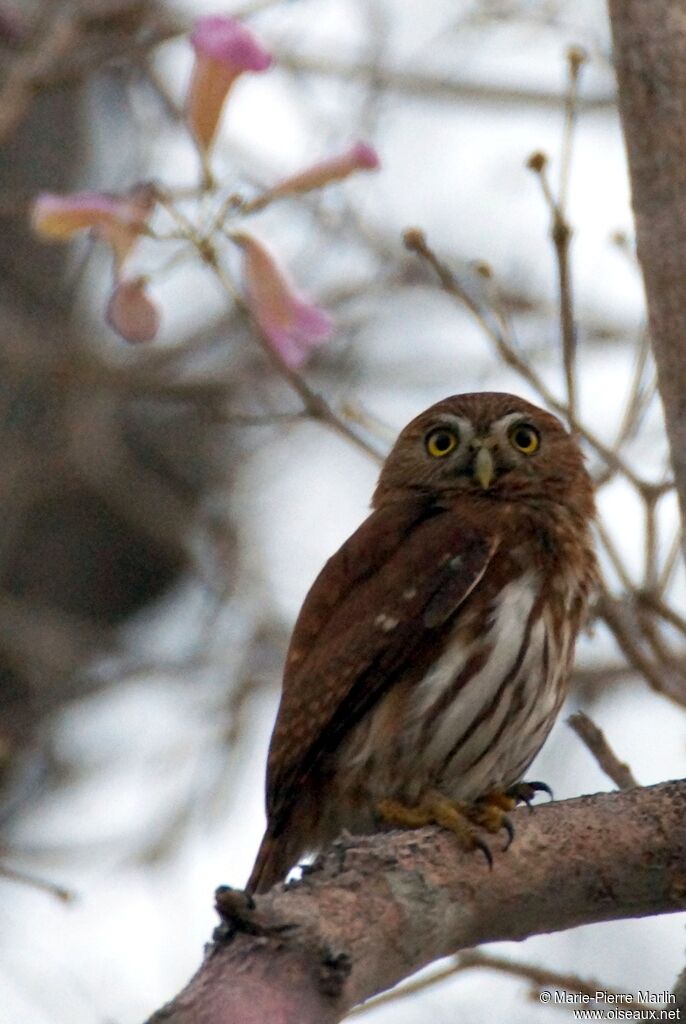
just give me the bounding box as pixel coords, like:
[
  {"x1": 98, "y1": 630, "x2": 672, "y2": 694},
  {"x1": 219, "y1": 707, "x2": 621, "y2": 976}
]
[{"x1": 375, "y1": 613, "x2": 399, "y2": 632}]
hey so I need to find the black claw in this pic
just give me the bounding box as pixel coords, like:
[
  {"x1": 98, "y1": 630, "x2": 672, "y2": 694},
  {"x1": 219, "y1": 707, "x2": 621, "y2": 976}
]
[
  {"x1": 529, "y1": 781, "x2": 554, "y2": 801},
  {"x1": 507, "y1": 786, "x2": 534, "y2": 811},
  {"x1": 475, "y1": 836, "x2": 493, "y2": 869},
  {"x1": 501, "y1": 814, "x2": 515, "y2": 850},
  {"x1": 506, "y1": 780, "x2": 554, "y2": 808}
]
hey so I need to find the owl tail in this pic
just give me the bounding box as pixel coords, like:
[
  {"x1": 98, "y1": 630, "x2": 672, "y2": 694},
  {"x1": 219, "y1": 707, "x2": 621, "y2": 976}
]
[{"x1": 246, "y1": 831, "x2": 291, "y2": 894}]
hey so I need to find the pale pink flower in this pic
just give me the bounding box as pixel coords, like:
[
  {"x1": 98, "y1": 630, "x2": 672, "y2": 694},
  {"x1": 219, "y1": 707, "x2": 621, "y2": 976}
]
[
  {"x1": 31, "y1": 184, "x2": 155, "y2": 270},
  {"x1": 233, "y1": 232, "x2": 332, "y2": 368},
  {"x1": 106, "y1": 277, "x2": 160, "y2": 344},
  {"x1": 259, "y1": 142, "x2": 380, "y2": 204},
  {"x1": 186, "y1": 16, "x2": 272, "y2": 154}
]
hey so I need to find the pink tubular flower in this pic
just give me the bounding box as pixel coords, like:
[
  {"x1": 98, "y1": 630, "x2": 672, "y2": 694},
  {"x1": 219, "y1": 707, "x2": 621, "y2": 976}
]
[
  {"x1": 186, "y1": 16, "x2": 272, "y2": 154},
  {"x1": 233, "y1": 232, "x2": 332, "y2": 368},
  {"x1": 106, "y1": 277, "x2": 160, "y2": 344},
  {"x1": 262, "y1": 142, "x2": 380, "y2": 203},
  {"x1": 31, "y1": 183, "x2": 155, "y2": 270}
]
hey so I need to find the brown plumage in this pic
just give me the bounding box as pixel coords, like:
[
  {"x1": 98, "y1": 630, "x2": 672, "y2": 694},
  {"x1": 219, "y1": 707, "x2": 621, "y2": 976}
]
[{"x1": 247, "y1": 392, "x2": 597, "y2": 894}]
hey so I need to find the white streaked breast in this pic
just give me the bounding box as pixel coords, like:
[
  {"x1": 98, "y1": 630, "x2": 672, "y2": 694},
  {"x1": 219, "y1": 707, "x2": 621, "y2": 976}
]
[{"x1": 411, "y1": 571, "x2": 541, "y2": 771}]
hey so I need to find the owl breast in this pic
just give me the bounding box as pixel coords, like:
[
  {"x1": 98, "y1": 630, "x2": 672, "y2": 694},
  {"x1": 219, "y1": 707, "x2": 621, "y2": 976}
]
[{"x1": 322, "y1": 566, "x2": 576, "y2": 841}]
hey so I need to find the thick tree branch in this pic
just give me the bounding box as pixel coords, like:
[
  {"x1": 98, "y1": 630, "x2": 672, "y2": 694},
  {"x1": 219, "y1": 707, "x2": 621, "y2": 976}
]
[
  {"x1": 609, "y1": 0, "x2": 686, "y2": 554},
  {"x1": 145, "y1": 780, "x2": 686, "y2": 1024}
]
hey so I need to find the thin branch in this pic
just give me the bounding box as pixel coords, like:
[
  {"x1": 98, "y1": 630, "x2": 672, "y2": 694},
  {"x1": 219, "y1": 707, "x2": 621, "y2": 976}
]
[
  {"x1": 152, "y1": 188, "x2": 387, "y2": 463},
  {"x1": 641, "y1": 592, "x2": 686, "y2": 641},
  {"x1": 347, "y1": 948, "x2": 653, "y2": 1017},
  {"x1": 597, "y1": 590, "x2": 679, "y2": 703},
  {"x1": 526, "y1": 152, "x2": 577, "y2": 420},
  {"x1": 656, "y1": 530, "x2": 684, "y2": 597},
  {"x1": 594, "y1": 518, "x2": 635, "y2": 593},
  {"x1": 643, "y1": 490, "x2": 659, "y2": 592},
  {"x1": 274, "y1": 49, "x2": 615, "y2": 110},
  {"x1": 206, "y1": 246, "x2": 386, "y2": 462},
  {"x1": 567, "y1": 710, "x2": 639, "y2": 790},
  {"x1": 637, "y1": 610, "x2": 686, "y2": 681},
  {"x1": 609, "y1": 329, "x2": 653, "y2": 455},
  {"x1": 454, "y1": 950, "x2": 656, "y2": 1011},
  {"x1": 559, "y1": 48, "x2": 587, "y2": 211},
  {"x1": 402, "y1": 227, "x2": 647, "y2": 491},
  {"x1": 0, "y1": 862, "x2": 76, "y2": 903},
  {"x1": 554, "y1": 46, "x2": 588, "y2": 422}
]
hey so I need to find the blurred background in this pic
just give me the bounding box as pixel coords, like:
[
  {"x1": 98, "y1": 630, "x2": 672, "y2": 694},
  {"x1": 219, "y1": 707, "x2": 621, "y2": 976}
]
[{"x1": 0, "y1": 1, "x2": 684, "y2": 1021}]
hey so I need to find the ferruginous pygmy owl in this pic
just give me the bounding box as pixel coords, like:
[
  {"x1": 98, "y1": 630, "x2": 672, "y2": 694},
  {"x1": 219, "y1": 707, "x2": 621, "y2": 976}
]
[{"x1": 247, "y1": 392, "x2": 597, "y2": 894}]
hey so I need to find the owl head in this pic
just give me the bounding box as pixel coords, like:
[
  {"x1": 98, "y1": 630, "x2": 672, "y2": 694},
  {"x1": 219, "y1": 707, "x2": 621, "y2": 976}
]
[{"x1": 373, "y1": 392, "x2": 594, "y2": 516}]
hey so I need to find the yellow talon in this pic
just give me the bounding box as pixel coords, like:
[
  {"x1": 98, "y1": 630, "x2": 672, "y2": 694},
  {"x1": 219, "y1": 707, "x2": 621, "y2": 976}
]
[
  {"x1": 484, "y1": 791, "x2": 517, "y2": 813},
  {"x1": 376, "y1": 783, "x2": 550, "y2": 863},
  {"x1": 376, "y1": 797, "x2": 438, "y2": 829},
  {"x1": 377, "y1": 790, "x2": 494, "y2": 865}
]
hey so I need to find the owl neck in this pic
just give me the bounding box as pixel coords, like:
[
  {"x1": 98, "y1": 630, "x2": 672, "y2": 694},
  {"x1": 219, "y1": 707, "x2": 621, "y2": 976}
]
[{"x1": 373, "y1": 481, "x2": 594, "y2": 521}]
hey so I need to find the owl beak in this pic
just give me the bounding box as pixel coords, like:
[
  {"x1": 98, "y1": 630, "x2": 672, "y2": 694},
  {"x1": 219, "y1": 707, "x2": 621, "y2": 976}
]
[{"x1": 474, "y1": 446, "x2": 495, "y2": 489}]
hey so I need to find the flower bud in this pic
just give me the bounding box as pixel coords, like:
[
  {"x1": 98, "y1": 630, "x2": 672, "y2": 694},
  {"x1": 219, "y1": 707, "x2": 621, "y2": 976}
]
[
  {"x1": 106, "y1": 277, "x2": 160, "y2": 343},
  {"x1": 253, "y1": 141, "x2": 380, "y2": 207},
  {"x1": 186, "y1": 16, "x2": 272, "y2": 154}
]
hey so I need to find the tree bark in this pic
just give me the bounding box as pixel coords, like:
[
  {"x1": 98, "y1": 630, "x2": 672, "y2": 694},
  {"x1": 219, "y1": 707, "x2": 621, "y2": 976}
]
[
  {"x1": 609, "y1": 0, "x2": 686, "y2": 552},
  {"x1": 145, "y1": 780, "x2": 686, "y2": 1023}
]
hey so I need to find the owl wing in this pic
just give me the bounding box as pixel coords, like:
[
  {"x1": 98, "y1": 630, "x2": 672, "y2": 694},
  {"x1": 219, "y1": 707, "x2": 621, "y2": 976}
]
[{"x1": 265, "y1": 497, "x2": 500, "y2": 835}]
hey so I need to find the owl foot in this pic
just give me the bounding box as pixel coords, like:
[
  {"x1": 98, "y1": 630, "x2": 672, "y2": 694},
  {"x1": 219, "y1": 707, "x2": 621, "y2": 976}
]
[
  {"x1": 466, "y1": 791, "x2": 517, "y2": 850},
  {"x1": 376, "y1": 792, "x2": 495, "y2": 867},
  {"x1": 464, "y1": 782, "x2": 553, "y2": 850}
]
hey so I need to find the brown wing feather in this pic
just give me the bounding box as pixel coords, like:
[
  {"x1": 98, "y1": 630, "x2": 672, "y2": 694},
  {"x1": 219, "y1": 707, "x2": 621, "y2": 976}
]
[{"x1": 264, "y1": 497, "x2": 500, "y2": 837}]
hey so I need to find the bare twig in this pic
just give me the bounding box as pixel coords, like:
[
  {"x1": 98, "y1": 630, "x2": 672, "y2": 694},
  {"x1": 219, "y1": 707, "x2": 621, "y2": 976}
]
[
  {"x1": 656, "y1": 530, "x2": 684, "y2": 597},
  {"x1": 567, "y1": 710, "x2": 639, "y2": 790},
  {"x1": 207, "y1": 247, "x2": 386, "y2": 462},
  {"x1": 350, "y1": 946, "x2": 647, "y2": 1019},
  {"x1": 455, "y1": 950, "x2": 656, "y2": 1010},
  {"x1": 402, "y1": 227, "x2": 646, "y2": 491},
  {"x1": 596, "y1": 591, "x2": 679, "y2": 703},
  {"x1": 594, "y1": 518, "x2": 634, "y2": 593},
  {"x1": 152, "y1": 186, "x2": 387, "y2": 463},
  {"x1": 559, "y1": 48, "x2": 587, "y2": 210},
  {"x1": 0, "y1": 861, "x2": 76, "y2": 903},
  {"x1": 526, "y1": 152, "x2": 577, "y2": 420},
  {"x1": 347, "y1": 948, "x2": 652, "y2": 1017},
  {"x1": 274, "y1": 49, "x2": 615, "y2": 111},
  {"x1": 643, "y1": 490, "x2": 659, "y2": 592},
  {"x1": 641, "y1": 592, "x2": 686, "y2": 641}
]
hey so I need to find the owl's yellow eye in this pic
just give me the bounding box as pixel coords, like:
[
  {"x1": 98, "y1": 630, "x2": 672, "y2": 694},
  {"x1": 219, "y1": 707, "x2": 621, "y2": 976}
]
[
  {"x1": 510, "y1": 423, "x2": 540, "y2": 455},
  {"x1": 425, "y1": 428, "x2": 458, "y2": 458}
]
